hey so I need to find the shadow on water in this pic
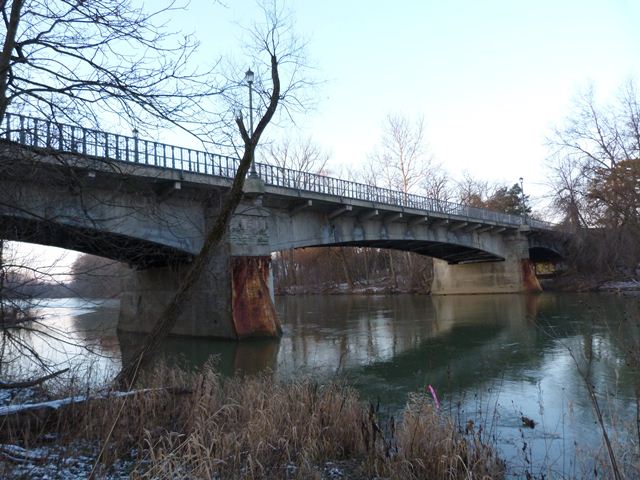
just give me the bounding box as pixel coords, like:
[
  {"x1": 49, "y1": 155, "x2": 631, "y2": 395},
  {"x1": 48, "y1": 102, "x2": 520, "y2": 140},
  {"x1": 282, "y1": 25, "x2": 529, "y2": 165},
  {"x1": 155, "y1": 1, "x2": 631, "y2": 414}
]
[{"x1": 325, "y1": 293, "x2": 639, "y2": 410}]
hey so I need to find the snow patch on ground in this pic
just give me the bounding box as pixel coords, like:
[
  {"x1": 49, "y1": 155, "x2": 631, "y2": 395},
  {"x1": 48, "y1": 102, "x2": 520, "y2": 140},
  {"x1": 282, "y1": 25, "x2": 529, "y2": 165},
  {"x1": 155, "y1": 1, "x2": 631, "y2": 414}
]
[{"x1": 0, "y1": 442, "x2": 133, "y2": 479}]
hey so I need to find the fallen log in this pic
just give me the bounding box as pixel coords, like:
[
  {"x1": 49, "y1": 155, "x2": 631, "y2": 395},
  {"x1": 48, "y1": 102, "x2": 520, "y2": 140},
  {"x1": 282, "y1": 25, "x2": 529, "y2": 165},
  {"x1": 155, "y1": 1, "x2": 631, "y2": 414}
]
[{"x1": 0, "y1": 368, "x2": 69, "y2": 390}]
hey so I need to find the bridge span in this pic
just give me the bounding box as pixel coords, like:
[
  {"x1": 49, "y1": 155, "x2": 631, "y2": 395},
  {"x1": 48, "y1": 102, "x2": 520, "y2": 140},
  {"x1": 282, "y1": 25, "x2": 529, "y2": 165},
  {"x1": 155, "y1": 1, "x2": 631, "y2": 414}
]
[{"x1": 0, "y1": 113, "x2": 563, "y2": 339}]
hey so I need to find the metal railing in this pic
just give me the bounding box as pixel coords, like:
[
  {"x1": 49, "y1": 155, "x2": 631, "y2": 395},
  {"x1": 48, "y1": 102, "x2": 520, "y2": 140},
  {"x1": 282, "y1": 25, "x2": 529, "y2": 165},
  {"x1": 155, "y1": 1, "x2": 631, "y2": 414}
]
[{"x1": 2, "y1": 112, "x2": 552, "y2": 230}]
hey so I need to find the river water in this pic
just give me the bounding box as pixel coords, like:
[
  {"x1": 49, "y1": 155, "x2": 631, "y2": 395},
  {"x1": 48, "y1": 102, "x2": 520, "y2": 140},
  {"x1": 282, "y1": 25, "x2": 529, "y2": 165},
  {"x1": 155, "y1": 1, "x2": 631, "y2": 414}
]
[{"x1": 5, "y1": 293, "x2": 639, "y2": 477}]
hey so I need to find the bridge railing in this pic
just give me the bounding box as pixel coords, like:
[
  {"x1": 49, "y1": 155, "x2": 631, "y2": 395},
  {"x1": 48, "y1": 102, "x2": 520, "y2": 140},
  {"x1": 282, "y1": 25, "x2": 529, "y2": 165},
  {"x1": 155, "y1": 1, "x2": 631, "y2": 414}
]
[
  {"x1": 2, "y1": 113, "x2": 242, "y2": 178},
  {"x1": 2, "y1": 112, "x2": 553, "y2": 230},
  {"x1": 255, "y1": 162, "x2": 534, "y2": 226}
]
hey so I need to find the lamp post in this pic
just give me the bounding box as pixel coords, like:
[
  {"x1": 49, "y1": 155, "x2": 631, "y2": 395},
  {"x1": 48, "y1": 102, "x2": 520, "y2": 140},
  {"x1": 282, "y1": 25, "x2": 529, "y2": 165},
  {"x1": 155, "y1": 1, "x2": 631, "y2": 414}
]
[
  {"x1": 132, "y1": 127, "x2": 139, "y2": 163},
  {"x1": 245, "y1": 68, "x2": 257, "y2": 177},
  {"x1": 519, "y1": 176, "x2": 526, "y2": 224}
]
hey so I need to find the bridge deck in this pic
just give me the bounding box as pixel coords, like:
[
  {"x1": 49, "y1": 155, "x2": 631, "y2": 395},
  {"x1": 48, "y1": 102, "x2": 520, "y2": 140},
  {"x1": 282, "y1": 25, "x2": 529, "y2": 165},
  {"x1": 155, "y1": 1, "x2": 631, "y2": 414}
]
[{"x1": 2, "y1": 113, "x2": 553, "y2": 231}]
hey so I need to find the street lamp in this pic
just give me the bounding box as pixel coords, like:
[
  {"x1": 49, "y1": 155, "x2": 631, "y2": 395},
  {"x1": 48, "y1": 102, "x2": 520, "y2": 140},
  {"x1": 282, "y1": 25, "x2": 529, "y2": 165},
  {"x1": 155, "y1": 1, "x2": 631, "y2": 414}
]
[
  {"x1": 245, "y1": 68, "x2": 257, "y2": 177},
  {"x1": 519, "y1": 177, "x2": 526, "y2": 224}
]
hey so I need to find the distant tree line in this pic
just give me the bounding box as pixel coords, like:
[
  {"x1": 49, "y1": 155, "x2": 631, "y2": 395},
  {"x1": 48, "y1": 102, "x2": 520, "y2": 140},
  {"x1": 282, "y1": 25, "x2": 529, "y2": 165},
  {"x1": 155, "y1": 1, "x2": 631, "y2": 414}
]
[
  {"x1": 272, "y1": 247, "x2": 433, "y2": 294},
  {"x1": 68, "y1": 255, "x2": 129, "y2": 299},
  {"x1": 0, "y1": 247, "x2": 126, "y2": 302}
]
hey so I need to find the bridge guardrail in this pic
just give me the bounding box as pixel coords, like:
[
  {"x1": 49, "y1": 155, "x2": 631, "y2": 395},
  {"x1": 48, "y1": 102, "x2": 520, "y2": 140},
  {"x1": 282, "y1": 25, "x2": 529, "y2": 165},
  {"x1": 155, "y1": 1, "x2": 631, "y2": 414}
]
[{"x1": 2, "y1": 112, "x2": 554, "y2": 230}]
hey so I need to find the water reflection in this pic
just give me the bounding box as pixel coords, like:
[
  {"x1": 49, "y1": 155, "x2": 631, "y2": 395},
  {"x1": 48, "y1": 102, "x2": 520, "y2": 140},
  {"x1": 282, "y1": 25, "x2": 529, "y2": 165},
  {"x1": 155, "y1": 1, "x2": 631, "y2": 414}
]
[
  {"x1": 113, "y1": 293, "x2": 638, "y2": 407},
  {"x1": 1, "y1": 298, "x2": 121, "y2": 382},
  {"x1": 119, "y1": 332, "x2": 280, "y2": 377}
]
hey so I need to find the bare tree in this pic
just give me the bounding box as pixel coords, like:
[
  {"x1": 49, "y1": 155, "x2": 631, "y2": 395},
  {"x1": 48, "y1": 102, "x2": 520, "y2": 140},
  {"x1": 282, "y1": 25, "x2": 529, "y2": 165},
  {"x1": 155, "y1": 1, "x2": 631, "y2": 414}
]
[
  {"x1": 547, "y1": 82, "x2": 640, "y2": 221},
  {"x1": 365, "y1": 114, "x2": 433, "y2": 194},
  {"x1": 545, "y1": 155, "x2": 588, "y2": 230},
  {"x1": 455, "y1": 171, "x2": 493, "y2": 207},
  {"x1": 361, "y1": 114, "x2": 437, "y2": 291},
  {"x1": 0, "y1": 0, "x2": 228, "y2": 137},
  {"x1": 546, "y1": 81, "x2": 640, "y2": 275},
  {"x1": 422, "y1": 166, "x2": 452, "y2": 204},
  {"x1": 115, "y1": 0, "x2": 313, "y2": 388},
  {"x1": 265, "y1": 136, "x2": 329, "y2": 174}
]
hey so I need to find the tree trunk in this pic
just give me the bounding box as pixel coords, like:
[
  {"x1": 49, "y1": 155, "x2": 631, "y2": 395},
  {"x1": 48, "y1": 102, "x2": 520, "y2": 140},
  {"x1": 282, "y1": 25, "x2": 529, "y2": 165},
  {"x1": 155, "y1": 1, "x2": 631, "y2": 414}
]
[
  {"x1": 334, "y1": 248, "x2": 354, "y2": 291},
  {"x1": 388, "y1": 250, "x2": 398, "y2": 290},
  {"x1": 115, "y1": 53, "x2": 282, "y2": 389},
  {"x1": 0, "y1": 0, "x2": 24, "y2": 119}
]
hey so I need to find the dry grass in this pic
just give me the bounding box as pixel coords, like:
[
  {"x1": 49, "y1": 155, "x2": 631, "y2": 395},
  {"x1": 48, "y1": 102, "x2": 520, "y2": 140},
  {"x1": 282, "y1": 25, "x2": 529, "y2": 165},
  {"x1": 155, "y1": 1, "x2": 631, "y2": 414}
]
[{"x1": 1, "y1": 362, "x2": 505, "y2": 479}]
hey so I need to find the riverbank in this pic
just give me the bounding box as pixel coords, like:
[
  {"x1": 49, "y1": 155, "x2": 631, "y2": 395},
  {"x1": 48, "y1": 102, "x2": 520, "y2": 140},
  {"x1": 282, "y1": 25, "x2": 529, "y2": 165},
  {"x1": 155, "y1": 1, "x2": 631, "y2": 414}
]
[
  {"x1": 276, "y1": 277, "x2": 430, "y2": 296},
  {"x1": 277, "y1": 274, "x2": 640, "y2": 296},
  {"x1": 0, "y1": 363, "x2": 504, "y2": 479},
  {"x1": 541, "y1": 272, "x2": 640, "y2": 293}
]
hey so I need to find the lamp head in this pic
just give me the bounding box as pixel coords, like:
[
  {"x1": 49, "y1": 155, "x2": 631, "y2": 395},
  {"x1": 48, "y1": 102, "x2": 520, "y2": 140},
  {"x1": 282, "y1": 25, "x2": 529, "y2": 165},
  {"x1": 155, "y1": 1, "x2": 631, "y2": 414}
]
[{"x1": 245, "y1": 68, "x2": 254, "y2": 84}]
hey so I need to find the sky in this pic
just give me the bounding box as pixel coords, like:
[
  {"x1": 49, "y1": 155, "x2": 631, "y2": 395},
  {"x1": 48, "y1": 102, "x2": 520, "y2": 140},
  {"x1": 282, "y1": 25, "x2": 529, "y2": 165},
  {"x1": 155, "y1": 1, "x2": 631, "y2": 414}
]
[
  {"x1": 199, "y1": 0, "x2": 640, "y2": 196},
  {"x1": 11, "y1": 0, "x2": 640, "y2": 271}
]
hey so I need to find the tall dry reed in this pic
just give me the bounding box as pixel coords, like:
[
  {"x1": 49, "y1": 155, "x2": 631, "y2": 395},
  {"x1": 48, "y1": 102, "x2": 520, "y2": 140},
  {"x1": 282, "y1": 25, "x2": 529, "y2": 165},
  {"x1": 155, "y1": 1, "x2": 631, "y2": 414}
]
[
  {"x1": 1, "y1": 361, "x2": 505, "y2": 479},
  {"x1": 127, "y1": 363, "x2": 503, "y2": 479}
]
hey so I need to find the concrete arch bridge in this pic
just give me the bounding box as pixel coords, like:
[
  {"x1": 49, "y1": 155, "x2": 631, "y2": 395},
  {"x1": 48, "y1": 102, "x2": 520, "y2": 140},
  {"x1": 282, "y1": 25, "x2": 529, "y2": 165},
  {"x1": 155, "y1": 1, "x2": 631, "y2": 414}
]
[{"x1": 0, "y1": 114, "x2": 563, "y2": 339}]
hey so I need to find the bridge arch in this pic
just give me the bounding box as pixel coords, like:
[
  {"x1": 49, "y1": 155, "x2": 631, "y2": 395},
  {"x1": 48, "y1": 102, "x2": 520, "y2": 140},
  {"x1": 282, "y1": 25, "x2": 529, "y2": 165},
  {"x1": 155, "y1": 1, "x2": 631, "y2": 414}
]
[
  {"x1": 249, "y1": 209, "x2": 511, "y2": 265},
  {"x1": 0, "y1": 215, "x2": 191, "y2": 268},
  {"x1": 529, "y1": 246, "x2": 564, "y2": 263},
  {"x1": 272, "y1": 239, "x2": 505, "y2": 265}
]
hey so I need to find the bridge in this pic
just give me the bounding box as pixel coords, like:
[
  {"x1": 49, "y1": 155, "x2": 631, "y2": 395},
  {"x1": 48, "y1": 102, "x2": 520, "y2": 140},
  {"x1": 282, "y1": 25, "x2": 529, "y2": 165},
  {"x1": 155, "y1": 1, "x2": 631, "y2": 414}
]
[{"x1": 0, "y1": 113, "x2": 563, "y2": 339}]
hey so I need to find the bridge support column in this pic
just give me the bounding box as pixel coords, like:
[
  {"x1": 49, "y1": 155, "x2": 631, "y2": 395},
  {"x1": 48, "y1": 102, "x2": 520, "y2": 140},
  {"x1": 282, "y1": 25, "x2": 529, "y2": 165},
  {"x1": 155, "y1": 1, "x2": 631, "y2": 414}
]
[
  {"x1": 431, "y1": 235, "x2": 542, "y2": 295},
  {"x1": 118, "y1": 250, "x2": 281, "y2": 339}
]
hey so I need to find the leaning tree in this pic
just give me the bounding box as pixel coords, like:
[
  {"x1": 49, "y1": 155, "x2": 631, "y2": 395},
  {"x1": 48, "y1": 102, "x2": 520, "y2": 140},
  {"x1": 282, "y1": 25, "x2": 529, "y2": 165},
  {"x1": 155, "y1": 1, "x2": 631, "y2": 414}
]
[
  {"x1": 0, "y1": 0, "x2": 315, "y2": 386},
  {"x1": 114, "y1": 0, "x2": 315, "y2": 387}
]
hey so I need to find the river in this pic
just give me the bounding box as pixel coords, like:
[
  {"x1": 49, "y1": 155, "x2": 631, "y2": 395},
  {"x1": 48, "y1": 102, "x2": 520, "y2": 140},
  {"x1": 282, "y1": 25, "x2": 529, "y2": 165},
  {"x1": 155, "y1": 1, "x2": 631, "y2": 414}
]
[{"x1": 4, "y1": 292, "x2": 639, "y2": 477}]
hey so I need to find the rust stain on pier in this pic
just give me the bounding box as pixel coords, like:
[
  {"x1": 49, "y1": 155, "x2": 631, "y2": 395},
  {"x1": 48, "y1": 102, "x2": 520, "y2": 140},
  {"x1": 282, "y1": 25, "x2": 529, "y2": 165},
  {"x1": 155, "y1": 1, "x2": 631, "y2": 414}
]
[
  {"x1": 231, "y1": 256, "x2": 282, "y2": 339},
  {"x1": 522, "y1": 259, "x2": 542, "y2": 292}
]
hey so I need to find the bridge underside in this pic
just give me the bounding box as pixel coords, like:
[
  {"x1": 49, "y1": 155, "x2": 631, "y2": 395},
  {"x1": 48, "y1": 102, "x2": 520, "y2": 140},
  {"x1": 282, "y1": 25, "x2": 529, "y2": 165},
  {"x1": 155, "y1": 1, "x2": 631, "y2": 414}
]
[
  {"x1": 529, "y1": 246, "x2": 564, "y2": 263},
  {"x1": 0, "y1": 216, "x2": 191, "y2": 268},
  {"x1": 321, "y1": 240, "x2": 504, "y2": 264}
]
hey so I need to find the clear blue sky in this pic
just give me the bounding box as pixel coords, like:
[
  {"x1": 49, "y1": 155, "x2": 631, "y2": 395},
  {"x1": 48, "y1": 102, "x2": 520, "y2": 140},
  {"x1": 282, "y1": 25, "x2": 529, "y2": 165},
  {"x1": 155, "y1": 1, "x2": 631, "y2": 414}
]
[
  {"x1": 190, "y1": 0, "x2": 640, "y2": 202},
  {"x1": 12, "y1": 0, "x2": 640, "y2": 267}
]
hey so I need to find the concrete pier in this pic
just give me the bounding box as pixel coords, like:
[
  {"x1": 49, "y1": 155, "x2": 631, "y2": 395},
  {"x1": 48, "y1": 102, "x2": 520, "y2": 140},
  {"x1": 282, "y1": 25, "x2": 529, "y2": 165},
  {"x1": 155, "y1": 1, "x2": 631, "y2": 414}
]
[
  {"x1": 119, "y1": 250, "x2": 281, "y2": 339},
  {"x1": 431, "y1": 234, "x2": 542, "y2": 295}
]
